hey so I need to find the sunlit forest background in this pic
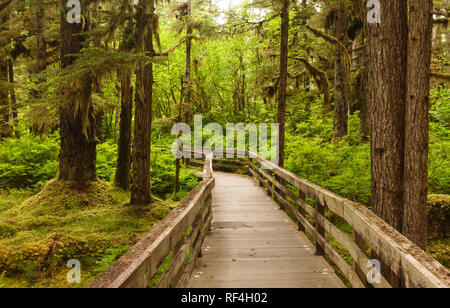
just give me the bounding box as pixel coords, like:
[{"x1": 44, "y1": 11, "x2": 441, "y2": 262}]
[{"x1": 0, "y1": 0, "x2": 448, "y2": 287}]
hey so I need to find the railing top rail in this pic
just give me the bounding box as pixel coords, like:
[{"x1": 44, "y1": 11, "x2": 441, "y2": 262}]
[
  {"x1": 244, "y1": 150, "x2": 449, "y2": 288},
  {"x1": 88, "y1": 149, "x2": 214, "y2": 288}
]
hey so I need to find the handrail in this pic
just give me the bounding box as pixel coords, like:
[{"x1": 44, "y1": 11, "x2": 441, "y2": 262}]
[
  {"x1": 88, "y1": 151, "x2": 215, "y2": 288},
  {"x1": 244, "y1": 150, "x2": 449, "y2": 288}
]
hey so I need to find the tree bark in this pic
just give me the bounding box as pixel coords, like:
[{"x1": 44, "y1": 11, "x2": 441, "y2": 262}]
[
  {"x1": 185, "y1": 0, "x2": 192, "y2": 125},
  {"x1": 0, "y1": 56, "x2": 10, "y2": 138},
  {"x1": 58, "y1": 0, "x2": 97, "y2": 182},
  {"x1": 131, "y1": 0, "x2": 154, "y2": 205},
  {"x1": 277, "y1": 0, "x2": 289, "y2": 168},
  {"x1": 115, "y1": 68, "x2": 133, "y2": 190},
  {"x1": 0, "y1": 12, "x2": 11, "y2": 139},
  {"x1": 367, "y1": 0, "x2": 408, "y2": 231},
  {"x1": 36, "y1": 0, "x2": 47, "y2": 76},
  {"x1": 403, "y1": 0, "x2": 433, "y2": 250},
  {"x1": 332, "y1": 2, "x2": 349, "y2": 141}
]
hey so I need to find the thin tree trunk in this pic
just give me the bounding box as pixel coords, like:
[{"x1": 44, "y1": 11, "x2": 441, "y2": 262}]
[
  {"x1": 0, "y1": 12, "x2": 11, "y2": 139},
  {"x1": 131, "y1": 0, "x2": 154, "y2": 205},
  {"x1": 403, "y1": 0, "x2": 433, "y2": 250},
  {"x1": 36, "y1": 0, "x2": 46, "y2": 77},
  {"x1": 0, "y1": 56, "x2": 10, "y2": 138},
  {"x1": 332, "y1": 2, "x2": 349, "y2": 141},
  {"x1": 354, "y1": 34, "x2": 370, "y2": 142},
  {"x1": 115, "y1": 68, "x2": 133, "y2": 190},
  {"x1": 185, "y1": 0, "x2": 192, "y2": 125},
  {"x1": 7, "y1": 59, "x2": 16, "y2": 121},
  {"x1": 58, "y1": 0, "x2": 97, "y2": 182},
  {"x1": 31, "y1": 0, "x2": 47, "y2": 136},
  {"x1": 277, "y1": 0, "x2": 289, "y2": 168},
  {"x1": 367, "y1": 0, "x2": 408, "y2": 232}
]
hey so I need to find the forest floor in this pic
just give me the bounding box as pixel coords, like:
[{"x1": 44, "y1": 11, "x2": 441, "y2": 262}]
[{"x1": 0, "y1": 180, "x2": 184, "y2": 288}]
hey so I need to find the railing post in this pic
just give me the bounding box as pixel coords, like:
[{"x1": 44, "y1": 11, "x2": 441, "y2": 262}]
[
  {"x1": 297, "y1": 191, "x2": 306, "y2": 233},
  {"x1": 267, "y1": 170, "x2": 273, "y2": 197},
  {"x1": 315, "y1": 200, "x2": 325, "y2": 256},
  {"x1": 353, "y1": 231, "x2": 369, "y2": 287}
]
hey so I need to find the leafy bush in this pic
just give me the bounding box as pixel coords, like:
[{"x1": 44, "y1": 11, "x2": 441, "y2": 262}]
[
  {"x1": 96, "y1": 141, "x2": 118, "y2": 182},
  {"x1": 286, "y1": 109, "x2": 372, "y2": 204},
  {"x1": 0, "y1": 135, "x2": 199, "y2": 199},
  {"x1": 150, "y1": 148, "x2": 200, "y2": 198},
  {"x1": 0, "y1": 134, "x2": 59, "y2": 190}
]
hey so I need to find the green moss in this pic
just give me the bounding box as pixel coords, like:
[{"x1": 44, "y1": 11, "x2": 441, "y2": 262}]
[
  {"x1": 428, "y1": 239, "x2": 450, "y2": 269},
  {"x1": 0, "y1": 179, "x2": 179, "y2": 288},
  {"x1": 427, "y1": 194, "x2": 450, "y2": 240}
]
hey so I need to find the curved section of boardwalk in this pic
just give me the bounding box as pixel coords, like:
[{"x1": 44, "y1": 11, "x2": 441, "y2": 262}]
[{"x1": 188, "y1": 172, "x2": 345, "y2": 288}]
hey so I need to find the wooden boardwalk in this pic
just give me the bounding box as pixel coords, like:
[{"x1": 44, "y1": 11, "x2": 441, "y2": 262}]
[{"x1": 188, "y1": 172, "x2": 345, "y2": 288}]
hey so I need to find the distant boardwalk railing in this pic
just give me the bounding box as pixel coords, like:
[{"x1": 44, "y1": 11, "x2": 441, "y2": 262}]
[
  {"x1": 89, "y1": 147, "x2": 449, "y2": 288},
  {"x1": 88, "y1": 149, "x2": 214, "y2": 288}
]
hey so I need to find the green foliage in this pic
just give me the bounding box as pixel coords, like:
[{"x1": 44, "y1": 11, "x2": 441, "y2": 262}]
[
  {"x1": 0, "y1": 134, "x2": 59, "y2": 190},
  {"x1": 150, "y1": 148, "x2": 200, "y2": 198},
  {"x1": 94, "y1": 246, "x2": 130, "y2": 273},
  {"x1": 0, "y1": 134, "x2": 200, "y2": 199},
  {"x1": 96, "y1": 141, "x2": 118, "y2": 182},
  {"x1": 0, "y1": 179, "x2": 179, "y2": 287},
  {"x1": 0, "y1": 271, "x2": 5, "y2": 288},
  {"x1": 428, "y1": 239, "x2": 450, "y2": 269},
  {"x1": 429, "y1": 87, "x2": 450, "y2": 195},
  {"x1": 286, "y1": 104, "x2": 371, "y2": 204}
]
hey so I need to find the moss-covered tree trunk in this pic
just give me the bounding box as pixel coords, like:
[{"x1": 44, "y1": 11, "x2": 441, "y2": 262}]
[
  {"x1": 36, "y1": 0, "x2": 46, "y2": 77},
  {"x1": 332, "y1": 2, "x2": 349, "y2": 141},
  {"x1": 185, "y1": 0, "x2": 192, "y2": 125},
  {"x1": 403, "y1": 0, "x2": 433, "y2": 250},
  {"x1": 0, "y1": 56, "x2": 10, "y2": 139},
  {"x1": 0, "y1": 12, "x2": 11, "y2": 139},
  {"x1": 277, "y1": 0, "x2": 289, "y2": 168},
  {"x1": 58, "y1": 0, "x2": 97, "y2": 182}
]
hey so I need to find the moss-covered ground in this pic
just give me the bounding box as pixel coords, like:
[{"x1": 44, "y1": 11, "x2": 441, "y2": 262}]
[{"x1": 0, "y1": 180, "x2": 180, "y2": 288}]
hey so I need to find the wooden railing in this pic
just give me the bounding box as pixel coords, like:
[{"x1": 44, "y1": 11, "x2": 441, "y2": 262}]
[
  {"x1": 88, "y1": 150, "x2": 214, "y2": 288},
  {"x1": 242, "y1": 150, "x2": 449, "y2": 288},
  {"x1": 88, "y1": 147, "x2": 449, "y2": 289}
]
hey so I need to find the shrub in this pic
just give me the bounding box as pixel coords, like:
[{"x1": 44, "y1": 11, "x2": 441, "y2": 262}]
[
  {"x1": 0, "y1": 134, "x2": 59, "y2": 190},
  {"x1": 96, "y1": 141, "x2": 118, "y2": 182},
  {"x1": 150, "y1": 148, "x2": 200, "y2": 198}
]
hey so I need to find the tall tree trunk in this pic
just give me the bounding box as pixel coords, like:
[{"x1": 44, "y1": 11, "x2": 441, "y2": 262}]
[
  {"x1": 36, "y1": 0, "x2": 47, "y2": 77},
  {"x1": 367, "y1": 0, "x2": 408, "y2": 231},
  {"x1": 332, "y1": 2, "x2": 349, "y2": 141},
  {"x1": 402, "y1": 0, "x2": 433, "y2": 250},
  {"x1": 31, "y1": 0, "x2": 47, "y2": 136},
  {"x1": 58, "y1": 0, "x2": 97, "y2": 182},
  {"x1": 0, "y1": 56, "x2": 10, "y2": 138},
  {"x1": 185, "y1": 0, "x2": 192, "y2": 125},
  {"x1": 8, "y1": 59, "x2": 16, "y2": 121},
  {"x1": 115, "y1": 68, "x2": 133, "y2": 190},
  {"x1": 277, "y1": 0, "x2": 289, "y2": 168},
  {"x1": 131, "y1": 0, "x2": 154, "y2": 205},
  {"x1": 353, "y1": 33, "x2": 370, "y2": 142},
  {"x1": 0, "y1": 13, "x2": 11, "y2": 139}
]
